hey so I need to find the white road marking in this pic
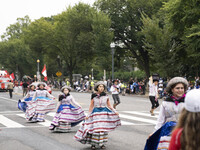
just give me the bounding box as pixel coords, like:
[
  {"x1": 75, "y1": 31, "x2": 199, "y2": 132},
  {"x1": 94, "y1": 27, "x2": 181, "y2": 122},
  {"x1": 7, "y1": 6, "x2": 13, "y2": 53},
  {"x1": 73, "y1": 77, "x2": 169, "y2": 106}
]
[
  {"x1": 119, "y1": 114, "x2": 157, "y2": 124},
  {"x1": 0, "y1": 126, "x2": 47, "y2": 129},
  {"x1": 0, "y1": 96, "x2": 18, "y2": 103},
  {"x1": 0, "y1": 111, "x2": 22, "y2": 114},
  {"x1": 121, "y1": 120, "x2": 135, "y2": 125},
  {"x1": 142, "y1": 111, "x2": 159, "y2": 114},
  {"x1": 16, "y1": 113, "x2": 26, "y2": 118},
  {"x1": 0, "y1": 110, "x2": 158, "y2": 129},
  {"x1": 0, "y1": 115, "x2": 25, "y2": 128},
  {"x1": 38, "y1": 120, "x2": 52, "y2": 127},
  {"x1": 122, "y1": 111, "x2": 158, "y2": 118},
  {"x1": 48, "y1": 112, "x2": 154, "y2": 126},
  {"x1": 47, "y1": 112, "x2": 56, "y2": 117},
  {"x1": 17, "y1": 113, "x2": 52, "y2": 127}
]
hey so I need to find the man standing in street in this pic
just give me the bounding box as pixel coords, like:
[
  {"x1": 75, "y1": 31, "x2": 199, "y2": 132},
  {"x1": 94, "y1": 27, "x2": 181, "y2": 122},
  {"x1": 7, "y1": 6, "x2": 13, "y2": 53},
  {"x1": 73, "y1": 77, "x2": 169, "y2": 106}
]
[
  {"x1": 22, "y1": 81, "x2": 29, "y2": 96},
  {"x1": 7, "y1": 80, "x2": 14, "y2": 99},
  {"x1": 149, "y1": 76, "x2": 159, "y2": 116},
  {"x1": 110, "y1": 79, "x2": 120, "y2": 109}
]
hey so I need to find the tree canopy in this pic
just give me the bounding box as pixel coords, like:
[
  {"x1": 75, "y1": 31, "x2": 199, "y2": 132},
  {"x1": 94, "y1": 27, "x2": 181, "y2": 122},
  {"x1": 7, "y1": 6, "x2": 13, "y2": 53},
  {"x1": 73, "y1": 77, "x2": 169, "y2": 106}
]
[{"x1": 1, "y1": 0, "x2": 200, "y2": 81}]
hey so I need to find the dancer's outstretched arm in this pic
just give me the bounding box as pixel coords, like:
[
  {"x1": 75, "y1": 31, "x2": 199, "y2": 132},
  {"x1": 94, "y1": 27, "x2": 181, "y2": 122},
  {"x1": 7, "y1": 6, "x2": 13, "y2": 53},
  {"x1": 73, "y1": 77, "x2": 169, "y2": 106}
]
[
  {"x1": 85, "y1": 99, "x2": 94, "y2": 119},
  {"x1": 107, "y1": 98, "x2": 119, "y2": 115}
]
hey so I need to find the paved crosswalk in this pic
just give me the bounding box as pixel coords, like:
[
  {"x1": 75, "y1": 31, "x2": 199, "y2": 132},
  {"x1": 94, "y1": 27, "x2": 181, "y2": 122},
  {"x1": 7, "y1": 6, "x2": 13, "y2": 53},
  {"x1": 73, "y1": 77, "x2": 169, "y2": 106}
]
[{"x1": 0, "y1": 111, "x2": 159, "y2": 129}]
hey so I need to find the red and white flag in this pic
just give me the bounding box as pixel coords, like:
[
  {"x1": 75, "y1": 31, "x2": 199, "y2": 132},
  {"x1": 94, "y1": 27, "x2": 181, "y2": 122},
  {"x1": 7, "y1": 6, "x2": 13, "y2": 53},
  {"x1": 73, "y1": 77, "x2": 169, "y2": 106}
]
[
  {"x1": 5, "y1": 70, "x2": 9, "y2": 75},
  {"x1": 42, "y1": 64, "x2": 47, "y2": 81},
  {"x1": 5, "y1": 70, "x2": 10, "y2": 78},
  {"x1": 10, "y1": 73, "x2": 15, "y2": 81}
]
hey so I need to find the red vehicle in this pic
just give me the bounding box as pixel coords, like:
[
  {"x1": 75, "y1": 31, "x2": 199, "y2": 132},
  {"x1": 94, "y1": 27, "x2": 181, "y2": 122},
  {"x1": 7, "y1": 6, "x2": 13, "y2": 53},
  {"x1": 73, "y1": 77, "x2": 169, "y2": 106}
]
[{"x1": 0, "y1": 77, "x2": 10, "y2": 91}]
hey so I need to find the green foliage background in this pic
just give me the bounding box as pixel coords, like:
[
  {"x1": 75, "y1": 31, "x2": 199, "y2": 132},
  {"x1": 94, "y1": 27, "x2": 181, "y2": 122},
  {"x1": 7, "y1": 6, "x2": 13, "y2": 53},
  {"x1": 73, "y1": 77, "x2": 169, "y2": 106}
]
[{"x1": 1, "y1": 0, "x2": 200, "y2": 81}]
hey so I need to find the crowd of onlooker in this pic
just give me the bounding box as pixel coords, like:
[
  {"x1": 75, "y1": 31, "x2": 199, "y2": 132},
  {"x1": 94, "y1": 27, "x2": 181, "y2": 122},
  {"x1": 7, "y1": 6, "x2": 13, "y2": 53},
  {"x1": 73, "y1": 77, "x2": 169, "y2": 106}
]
[{"x1": 10, "y1": 76, "x2": 200, "y2": 99}]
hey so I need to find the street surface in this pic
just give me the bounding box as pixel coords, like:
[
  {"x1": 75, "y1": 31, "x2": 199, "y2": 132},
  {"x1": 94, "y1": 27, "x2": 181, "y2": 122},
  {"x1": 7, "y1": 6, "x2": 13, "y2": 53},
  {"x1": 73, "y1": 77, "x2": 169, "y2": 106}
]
[{"x1": 0, "y1": 88, "x2": 161, "y2": 150}]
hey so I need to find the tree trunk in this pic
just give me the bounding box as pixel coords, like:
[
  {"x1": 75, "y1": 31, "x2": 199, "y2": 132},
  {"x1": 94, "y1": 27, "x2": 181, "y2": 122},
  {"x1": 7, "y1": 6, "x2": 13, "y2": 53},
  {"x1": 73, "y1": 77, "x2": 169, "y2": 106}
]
[
  {"x1": 69, "y1": 68, "x2": 73, "y2": 87},
  {"x1": 130, "y1": 48, "x2": 150, "y2": 80},
  {"x1": 143, "y1": 51, "x2": 150, "y2": 80}
]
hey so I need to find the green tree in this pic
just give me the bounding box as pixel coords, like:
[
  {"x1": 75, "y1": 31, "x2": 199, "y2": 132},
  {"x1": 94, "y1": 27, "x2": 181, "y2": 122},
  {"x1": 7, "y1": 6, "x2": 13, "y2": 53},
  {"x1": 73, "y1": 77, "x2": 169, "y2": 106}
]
[
  {"x1": 24, "y1": 17, "x2": 55, "y2": 56},
  {"x1": 0, "y1": 16, "x2": 38, "y2": 78},
  {"x1": 162, "y1": 0, "x2": 200, "y2": 76},
  {"x1": 95, "y1": 0, "x2": 166, "y2": 78},
  {"x1": 51, "y1": 3, "x2": 113, "y2": 82},
  {"x1": 0, "y1": 39, "x2": 37, "y2": 77},
  {"x1": 1, "y1": 15, "x2": 31, "y2": 40},
  {"x1": 24, "y1": 3, "x2": 113, "y2": 82},
  {"x1": 140, "y1": 14, "x2": 184, "y2": 77}
]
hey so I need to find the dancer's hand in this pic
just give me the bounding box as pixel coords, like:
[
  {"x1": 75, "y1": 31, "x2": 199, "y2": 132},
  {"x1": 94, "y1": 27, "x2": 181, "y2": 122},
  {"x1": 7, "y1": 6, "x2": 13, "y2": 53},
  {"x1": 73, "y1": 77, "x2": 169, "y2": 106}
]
[
  {"x1": 115, "y1": 112, "x2": 119, "y2": 115},
  {"x1": 148, "y1": 133, "x2": 153, "y2": 139},
  {"x1": 85, "y1": 116, "x2": 89, "y2": 120}
]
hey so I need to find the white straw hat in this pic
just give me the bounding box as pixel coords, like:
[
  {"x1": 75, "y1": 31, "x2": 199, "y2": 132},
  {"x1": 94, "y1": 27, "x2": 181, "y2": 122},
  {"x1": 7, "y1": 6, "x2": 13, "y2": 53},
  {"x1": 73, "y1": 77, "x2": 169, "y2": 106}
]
[
  {"x1": 185, "y1": 89, "x2": 200, "y2": 112},
  {"x1": 61, "y1": 86, "x2": 71, "y2": 92},
  {"x1": 166, "y1": 77, "x2": 188, "y2": 93},
  {"x1": 94, "y1": 81, "x2": 106, "y2": 91}
]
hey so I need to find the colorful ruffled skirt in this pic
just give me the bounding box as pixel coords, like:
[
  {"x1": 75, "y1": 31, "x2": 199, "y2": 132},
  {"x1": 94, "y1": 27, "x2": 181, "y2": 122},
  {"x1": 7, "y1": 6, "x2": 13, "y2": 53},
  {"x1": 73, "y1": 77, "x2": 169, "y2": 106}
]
[
  {"x1": 25, "y1": 97, "x2": 56, "y2": 122},
  {"x1": 144, "y1": 121, "x2": 176, "y2": 150},
  {"x1": 74, "y1": 107, "x2": 121, "y2": 146},
  {"x1": 49, "y1": 104, "x2": 86, "y2": 131},
  {"x1": 18, "y1": 97, "x2": 34, "y2": 112}
]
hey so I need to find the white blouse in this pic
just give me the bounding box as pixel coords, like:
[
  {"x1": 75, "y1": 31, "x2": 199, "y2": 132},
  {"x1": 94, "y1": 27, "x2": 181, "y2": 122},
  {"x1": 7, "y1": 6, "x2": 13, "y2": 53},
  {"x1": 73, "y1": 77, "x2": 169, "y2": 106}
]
[
  {"x1": 32, "y1": 89, "x2": 54, "y2": 100},
  {"x1": 23, "y1": 90, "x2": 36, "y2": 99},
  {"x1": 110, "y1": 85, "x2": 120, "y2": 94},
  {"x1": 155, "y1": 101, "x2": 185, "y2": 130},
  {"x1": 149, "y1": 81, "x2": 158, "y2": 97},
  {"x1": 59, "y1": 94, "x2": 81, "y2": 107}
]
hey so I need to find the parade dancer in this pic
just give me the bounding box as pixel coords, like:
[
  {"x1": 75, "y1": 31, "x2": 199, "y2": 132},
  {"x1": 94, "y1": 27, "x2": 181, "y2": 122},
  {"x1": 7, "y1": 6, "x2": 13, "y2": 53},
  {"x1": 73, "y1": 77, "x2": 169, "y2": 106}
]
[
  {"x1": 110, "y1": 79, "x2": 120, "y2": 109},
  {"x1": 74, "y1": 81, "x2": 121, "y2": 149},
  {"x1": 26, "y1": 82, "x2": 56, "y2": 122},
  {"x1": 169, "y1": 89, "x2": 200, "y2": 150},
  {"x1": 18, "y1": 84, "x2": 36, "y2": 112},
  {"x1": 145, "y1": 77, "x2": 188, "y2": 150},
  {"x1": 149, "y1": 76, "x2": 159, "y2": 116},
  {"x1": 49, "y1": 86, "x2": 86, "y2": 132},
  {"x1": 23, "y1": 84, "x2": 36, "y2": 101}
]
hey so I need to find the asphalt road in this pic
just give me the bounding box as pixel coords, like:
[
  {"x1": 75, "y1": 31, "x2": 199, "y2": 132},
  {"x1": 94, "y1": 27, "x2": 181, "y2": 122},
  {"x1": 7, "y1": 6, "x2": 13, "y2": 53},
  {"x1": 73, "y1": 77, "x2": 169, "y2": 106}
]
[{"x1": 0, "y1": 88, "x2": 160, "y2": 150}]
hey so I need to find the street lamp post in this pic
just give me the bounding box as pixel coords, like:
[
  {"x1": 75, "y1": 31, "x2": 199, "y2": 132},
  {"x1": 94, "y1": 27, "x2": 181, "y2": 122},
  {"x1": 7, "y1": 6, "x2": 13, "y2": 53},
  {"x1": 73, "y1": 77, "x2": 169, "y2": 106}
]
[
  {"x1": 34, "y1": 75, "x2": 37, "y2": 82},
  {"x1": 110, "y1": 42, "x2": 115, "y2": 81},
  {"x1": 37, "y1": 59, "x2": 40, "y2": 81},
  {"x1": 91, "y1": 68, "x2": 94, "y2": 80},
  {"x1": 16, "y1": 64, "x2": 19, "y2": 81}
]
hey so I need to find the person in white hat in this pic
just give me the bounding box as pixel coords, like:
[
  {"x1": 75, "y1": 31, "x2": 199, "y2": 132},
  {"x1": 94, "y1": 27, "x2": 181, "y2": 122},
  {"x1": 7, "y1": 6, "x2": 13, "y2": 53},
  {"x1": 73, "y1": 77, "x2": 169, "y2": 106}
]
[
  {"x1": 49, "y1": 86, "x2": 86, "y2": 132},
  {"x1": 18, "y1": 84, "x2": 36, "y2": 113},
  {"x1": 155, "y1": 77, "x2": 188, "y2": 129},
  {"x1": 74, "y1": 81, "x2": 121, "y2": 149},
  {"x1": 23, "y1": 84, "x2": 36, "y2": 101},
  {"x1": 169, "y1": 89, "x2": 200, "y2": 150},
  {"x1": 26, "y1": 82, "x2": 56, "y2": 122},
  {"x1": 145, "y1": 77, "x2": 189, "y2": 150}
]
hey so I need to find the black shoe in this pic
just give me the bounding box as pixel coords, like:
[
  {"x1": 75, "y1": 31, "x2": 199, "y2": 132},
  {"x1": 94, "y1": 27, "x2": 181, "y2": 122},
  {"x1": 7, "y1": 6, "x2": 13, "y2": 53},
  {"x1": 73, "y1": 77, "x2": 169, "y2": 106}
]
[
  {"x1": 101, "y1": 145, "x2": 106, "y2": 149},
  {"x1": 91, "y1": 145, "x2": 96, "y2": 149}
]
